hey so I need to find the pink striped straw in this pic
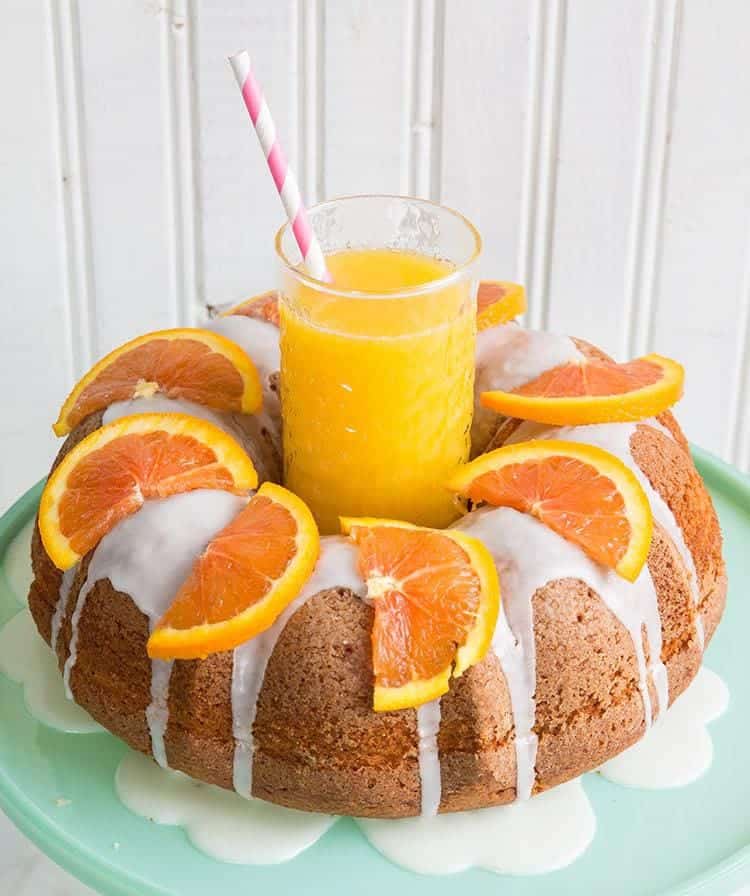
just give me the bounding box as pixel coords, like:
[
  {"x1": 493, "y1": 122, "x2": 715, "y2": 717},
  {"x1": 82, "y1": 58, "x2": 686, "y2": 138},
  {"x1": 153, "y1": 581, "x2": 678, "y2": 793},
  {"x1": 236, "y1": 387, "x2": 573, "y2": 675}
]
[{"x1": 229, "y1": 50, "x2": 330, "y2": 282}]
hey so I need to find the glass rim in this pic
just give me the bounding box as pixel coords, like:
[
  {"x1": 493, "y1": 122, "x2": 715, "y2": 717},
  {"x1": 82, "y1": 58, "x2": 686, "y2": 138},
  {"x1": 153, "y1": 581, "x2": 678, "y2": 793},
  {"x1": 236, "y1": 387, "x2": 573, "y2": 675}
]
[{"x1": 274, "y1": 193, "x2": 483, "y2": 299}]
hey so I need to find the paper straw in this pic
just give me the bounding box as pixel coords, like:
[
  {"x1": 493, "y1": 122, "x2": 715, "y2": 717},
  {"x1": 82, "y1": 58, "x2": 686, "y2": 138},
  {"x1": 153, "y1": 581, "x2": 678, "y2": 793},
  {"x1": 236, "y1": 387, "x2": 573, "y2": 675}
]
[{"x1": 229, "y1": 50, "x2": 330, "y2": 281}]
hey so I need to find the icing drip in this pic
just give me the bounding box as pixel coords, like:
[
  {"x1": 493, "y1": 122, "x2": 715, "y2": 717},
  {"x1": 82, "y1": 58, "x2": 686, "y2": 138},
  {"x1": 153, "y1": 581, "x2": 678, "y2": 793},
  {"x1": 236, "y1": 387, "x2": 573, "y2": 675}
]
[
  {"x1": 472, "y1": 326, "x2": 581, "y2": 454},
  {"x1": 147, "y1": 660, "x2": 174, "y2": 769},
  {"x1": 51, "y1": 565, "x2": 76, "y2": 654},
  {"x1": 508, "y1": 420, "x2": 704, "y2": 651},
  {"x1": 455, "y1": 506, "x2": 667, "y2": 799},
  {"x1": 62, "y1": 490, "x2": 247, "y2": 764},
  {"x1": 489, "y1": 600, "x2": 538, "y2": 800},
  {"x1": 231, "y1": 536, "x2": 365, "y2": 797},
  {"x1": 416, "y1": 699, "x2": 442, "y2": 816}
]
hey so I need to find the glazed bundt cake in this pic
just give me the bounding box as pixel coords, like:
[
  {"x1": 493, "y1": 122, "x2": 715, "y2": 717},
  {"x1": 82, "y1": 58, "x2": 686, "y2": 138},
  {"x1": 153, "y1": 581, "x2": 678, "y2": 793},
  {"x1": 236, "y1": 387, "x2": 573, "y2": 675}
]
[{"x1": 28, "y1": 308, "x2": 725, "y2": 819}]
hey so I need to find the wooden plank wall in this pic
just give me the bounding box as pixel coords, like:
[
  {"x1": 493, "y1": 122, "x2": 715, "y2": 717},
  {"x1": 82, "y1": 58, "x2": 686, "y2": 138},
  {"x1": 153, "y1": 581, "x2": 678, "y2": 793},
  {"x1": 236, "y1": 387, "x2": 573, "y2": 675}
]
[{"x1": 1, "y1": 0, "x2": 749, "y2": 509}]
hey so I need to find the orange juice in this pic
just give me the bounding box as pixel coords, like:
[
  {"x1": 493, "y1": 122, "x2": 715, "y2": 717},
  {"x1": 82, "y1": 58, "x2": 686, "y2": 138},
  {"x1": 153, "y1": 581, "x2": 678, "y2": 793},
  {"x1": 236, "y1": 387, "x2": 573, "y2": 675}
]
[{"x1": 280, "y1": 248, "x2": 476, "y2": 533}]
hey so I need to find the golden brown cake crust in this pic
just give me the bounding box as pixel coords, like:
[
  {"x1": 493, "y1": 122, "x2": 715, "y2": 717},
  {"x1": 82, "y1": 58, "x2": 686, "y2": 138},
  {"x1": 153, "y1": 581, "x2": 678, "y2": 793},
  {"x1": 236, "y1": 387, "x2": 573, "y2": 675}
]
[{"x1": 28, "y1": 345, "x2": 726, "y2": 818}]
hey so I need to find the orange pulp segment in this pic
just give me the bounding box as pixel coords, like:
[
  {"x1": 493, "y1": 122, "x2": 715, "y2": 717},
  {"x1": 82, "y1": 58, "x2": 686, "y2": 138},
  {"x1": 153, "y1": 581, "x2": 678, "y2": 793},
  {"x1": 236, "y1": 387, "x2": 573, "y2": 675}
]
[
  {"x1": 147, "y1": 482, "x2": 319, "y2": 660},
  {"x1": 53, "y1": 328, "x2": 263, "y2": 436},
  {"x1": 222, "y1": 290, "x2": 280, "y2": 326},
  {"x1": 39, "y1": 413, "x2": 258, "y2": 570},
  {"x1": 341, "y1": 518, "x2": 500, "y2": 711},
  {"x1": 476, "y1": 280, "x2": 526, "y2": 330},
  {"x1": 447, "y1": 439, "x2": 653, "y2": 581},
  {"x1": 480, "y1": 354, "x2": 684, "y2": 425}
]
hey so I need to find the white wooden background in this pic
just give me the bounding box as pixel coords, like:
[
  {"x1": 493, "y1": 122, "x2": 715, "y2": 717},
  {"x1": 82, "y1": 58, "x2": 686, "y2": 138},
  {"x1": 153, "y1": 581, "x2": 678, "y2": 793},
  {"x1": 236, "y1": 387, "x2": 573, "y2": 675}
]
[{"x1": 2, "y1": 0, "x2": 750, "y2": 512}]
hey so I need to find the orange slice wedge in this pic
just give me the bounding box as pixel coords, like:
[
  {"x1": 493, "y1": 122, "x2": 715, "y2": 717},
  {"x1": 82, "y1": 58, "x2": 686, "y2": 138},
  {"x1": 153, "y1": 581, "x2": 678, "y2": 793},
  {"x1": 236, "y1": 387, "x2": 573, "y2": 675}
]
[
  {"x1": 480, "y1": 354, "x2": 683, "y2": 425},
  {"x1": 476, "y1": 280, "x2": 526, "y2": 330},
  {"x1": 147, "y1": 483, "x2": 319, "y2": 660},
  {"x1": 53, "y1": 328, "x2": 263, "y2": 436},
  {"x1": 39, "y1": 413, "x2": 258, "y2": 570},
  {"x1": 341, "y1": 518, "x2": 500, "y2": 711},
  {"x1": 447, "y1": 439, "x2": 653, "y2": 581},
  {"x1": 221, "y1": 290, "x2": 280, "y2": 326}
]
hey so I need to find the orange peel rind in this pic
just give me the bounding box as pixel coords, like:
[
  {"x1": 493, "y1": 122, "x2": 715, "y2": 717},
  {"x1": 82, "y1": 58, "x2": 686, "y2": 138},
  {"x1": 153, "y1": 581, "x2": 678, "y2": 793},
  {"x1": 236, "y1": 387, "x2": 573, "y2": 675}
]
[{"x1": 480, "y1": 354, "x2": 684, "y2": 425}]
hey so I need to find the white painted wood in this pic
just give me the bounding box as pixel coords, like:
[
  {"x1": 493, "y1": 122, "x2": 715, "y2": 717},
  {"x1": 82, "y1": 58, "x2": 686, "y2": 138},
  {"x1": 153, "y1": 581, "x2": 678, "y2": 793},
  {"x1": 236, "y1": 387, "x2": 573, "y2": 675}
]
[
  {"x1": 194, "y1": 0, "x2": 297, "y2": 306},
  {"x1": 322, "y1": 0, "x2": 411, "y2": 197},
  {"x1": 542, "y1": 0, "x2": 652, "y2": 344},
  {"x1": 439, "y1": 0, "x2": 531, "y2": 284},
  {"x1": 623, "y1": 0, "x2": 681, "y2": 362},
  {"x1": 162, "y1": 0, "x2": 202, "y2": 328},
  {"x1": 0, "y1": 1, "x2": 71, "y2": 506},
  {"x1": 404, "y1": 0, "x2": 443, "y2": 199},
  {"x1": 74, "y1": 1, "x2": 176, "y2": 351},
  {"x1": 2, "y1": 0, "x2": 750, "y2": 513},
  {"x1": 648, "y1": 0, "x2": 750, "y2": 464}
]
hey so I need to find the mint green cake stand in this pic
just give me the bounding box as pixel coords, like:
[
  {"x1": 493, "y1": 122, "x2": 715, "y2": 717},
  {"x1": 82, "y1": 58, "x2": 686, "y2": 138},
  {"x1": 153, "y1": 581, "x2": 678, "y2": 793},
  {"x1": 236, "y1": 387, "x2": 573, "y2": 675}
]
[{"x1": 1, "y1": 450, "x2": 749, "y2": 896}]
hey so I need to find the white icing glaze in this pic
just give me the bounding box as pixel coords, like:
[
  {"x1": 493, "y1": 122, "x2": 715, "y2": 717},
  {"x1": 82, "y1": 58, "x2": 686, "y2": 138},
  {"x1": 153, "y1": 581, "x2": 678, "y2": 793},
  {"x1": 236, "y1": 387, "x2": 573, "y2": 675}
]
[
  {"x1": 358, "y1": 777, "x2": 595, "y2": 875},
  {"x1": 62, "y1": 490, "x2": 247, "y2": 764},
  {"x1": 488, "y1": 597, "x2": 538, "y2": 801},
  {"x1": 104, "y1": 393, "x2": 281, "y2": 476},
  {"x1": 475, "y1": 325, "x2": 582, "y2": 394},
  {"x1": 599, "y1": 666, "x2": 728, "y2": 789},
  {"x1": 207, "y1": 315, "x2": 281, "y2": 386},
  {"x1": 51, "y1": 566, "x2": 76, "y2": 654},
  {"x1": 472, "y1": 326, "x2": 581, "y2": 453},
  {"x1": 416, "y1": 699, "x2": 442, "y2": 817},
  {"x1": 103, "y1": 395, "x2": 249, "y2": 445},
  {"x1": 2, "y1": 517, "x2": 34, "y2": 605},
  {"x1": 231, "y1": 536, "x2": 364, "y2": 797},
  {"x1": 508, "y1": 419, "x2": 704, "y2": 649},
  {"x1": 116, "y1": 749, "x2": 335, "y2": 865},
  {"x1": 103, "y1": 395, "x2": 227, "y2": 428},
  {"x1": 147, "y1": 659, "x2": 175, "y2": 769},
  {"x1": 207, "y1": 317, "x2": 282, "y2": 447},
  {"x1": 0, "y1": 609, "x2": 102, "y2": 733},
  {"x1": 455, "y1": 506, "x2": 667, "y2": 799}
]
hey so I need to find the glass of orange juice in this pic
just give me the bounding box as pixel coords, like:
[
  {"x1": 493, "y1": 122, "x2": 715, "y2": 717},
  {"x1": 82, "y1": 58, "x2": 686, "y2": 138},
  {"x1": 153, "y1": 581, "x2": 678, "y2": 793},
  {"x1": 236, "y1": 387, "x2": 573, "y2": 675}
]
[{"x1": 276, "y1": 195, "x2": 481, "y2": 534}]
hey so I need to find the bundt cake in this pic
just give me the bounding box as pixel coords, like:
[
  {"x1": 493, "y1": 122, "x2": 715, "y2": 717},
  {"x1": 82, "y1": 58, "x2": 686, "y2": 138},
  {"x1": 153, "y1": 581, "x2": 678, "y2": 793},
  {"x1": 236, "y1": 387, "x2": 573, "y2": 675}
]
[{"x1": 28, "y1": 309, "x2": 726, "y2": 819}]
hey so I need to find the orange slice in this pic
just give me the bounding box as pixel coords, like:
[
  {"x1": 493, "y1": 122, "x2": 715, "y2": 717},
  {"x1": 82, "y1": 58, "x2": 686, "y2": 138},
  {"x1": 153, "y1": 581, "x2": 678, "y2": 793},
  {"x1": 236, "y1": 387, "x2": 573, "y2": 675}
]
[
  {"x1": 39, "y1": 413, "x2": 258, "y2": 570},
  {"x1": 447, "y1": 439, "x2": 653, "y2": 581},
  {"x1": 476, "y1": 280, "x2": 526, "y2": 330},
  {"x1": 341, "y1": 518, "x2": 500, "y2": 711},
  {"x1": 221, "y1": 290, "x2": 280, "y2": 326},
  {"x1": 480, "y1": 354, "x2": 683, "y2": 425},
  {"x1": 53, "y1": 328, "x2": 263, "y2": 436},
  {"x1": 147, "y1": 483, "x2": 319, "y2": 660}
]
